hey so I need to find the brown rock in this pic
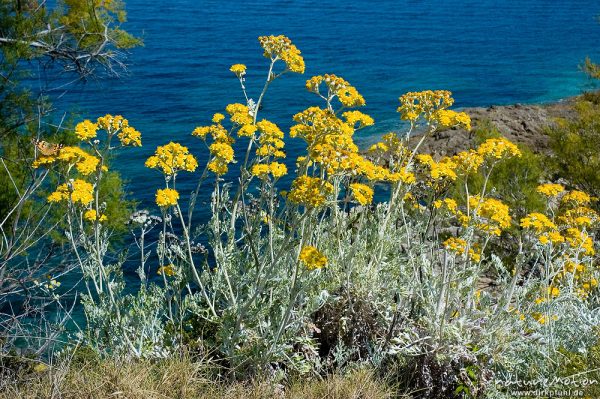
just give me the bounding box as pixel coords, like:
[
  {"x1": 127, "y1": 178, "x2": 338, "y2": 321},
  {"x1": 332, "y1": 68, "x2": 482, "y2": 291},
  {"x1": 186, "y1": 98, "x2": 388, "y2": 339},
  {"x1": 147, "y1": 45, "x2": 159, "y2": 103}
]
[{"x1": 407, "y1": 96, "x2": 577, "y2": 157}]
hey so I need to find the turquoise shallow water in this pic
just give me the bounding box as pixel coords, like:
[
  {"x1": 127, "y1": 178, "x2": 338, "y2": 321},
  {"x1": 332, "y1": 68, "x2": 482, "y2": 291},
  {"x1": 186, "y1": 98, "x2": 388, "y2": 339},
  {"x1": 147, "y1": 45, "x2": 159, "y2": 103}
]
[{"x1": 52, "y1": 0, "x2": 600, "y2": 214}]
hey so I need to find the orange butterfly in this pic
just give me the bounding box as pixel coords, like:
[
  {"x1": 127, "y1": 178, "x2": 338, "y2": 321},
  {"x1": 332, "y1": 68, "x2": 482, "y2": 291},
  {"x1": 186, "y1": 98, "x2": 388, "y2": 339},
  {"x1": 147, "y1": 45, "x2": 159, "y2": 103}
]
[{"x1": 31, "y1": 138, "x2": 63, "y2": 157}]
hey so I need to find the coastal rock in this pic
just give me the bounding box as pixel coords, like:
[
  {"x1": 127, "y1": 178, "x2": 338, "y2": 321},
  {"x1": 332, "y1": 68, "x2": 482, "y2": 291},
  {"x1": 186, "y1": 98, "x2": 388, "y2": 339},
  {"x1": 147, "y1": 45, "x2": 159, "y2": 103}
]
[{"x1": 408, "y1": 97, "x2": 577, "y2": 156}]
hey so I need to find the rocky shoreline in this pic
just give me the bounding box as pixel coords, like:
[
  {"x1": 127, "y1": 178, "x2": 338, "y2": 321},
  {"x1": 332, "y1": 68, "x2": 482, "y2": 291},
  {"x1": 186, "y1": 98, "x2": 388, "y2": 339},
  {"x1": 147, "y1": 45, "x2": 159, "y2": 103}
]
[{"x1": 408, "y1": 95, "x2": 579, "y2": 156}]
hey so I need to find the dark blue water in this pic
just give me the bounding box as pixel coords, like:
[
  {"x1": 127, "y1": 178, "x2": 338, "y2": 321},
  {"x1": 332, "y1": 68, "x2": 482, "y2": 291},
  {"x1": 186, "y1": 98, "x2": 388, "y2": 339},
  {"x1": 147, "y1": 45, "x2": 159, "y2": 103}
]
[{"x1": 52, "y1": 0, "x2": 600, "y2": 212}]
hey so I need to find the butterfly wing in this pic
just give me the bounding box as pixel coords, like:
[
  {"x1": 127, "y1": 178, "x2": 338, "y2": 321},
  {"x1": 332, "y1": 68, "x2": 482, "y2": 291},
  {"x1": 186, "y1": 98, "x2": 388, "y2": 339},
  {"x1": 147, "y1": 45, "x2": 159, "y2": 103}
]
[{"x1": 32, "y1": 139, "x2": 62, "y2": 156}]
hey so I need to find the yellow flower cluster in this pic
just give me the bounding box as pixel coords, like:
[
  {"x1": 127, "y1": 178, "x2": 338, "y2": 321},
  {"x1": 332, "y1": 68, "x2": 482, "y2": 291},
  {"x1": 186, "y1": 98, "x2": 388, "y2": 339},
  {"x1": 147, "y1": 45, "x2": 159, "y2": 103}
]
[
  {"x1": 291, "y1": 107, "x2": 400, "y2": 182},
  {"x1": 33, "y1": 146, "x2": 103, "y2": 176},
  {"x1": 305, "y1": 74, "x2": 366, "y2": 108},
  {"x1": 536, "y1": 183, "x2": 565, "y2": 197},
  {"x1": 535, "y1": 285, "x2": 561, "y2": 304},
  {"x1": 155, "y1": 188, "x2": 179, "y2": 207},
  {"x1": 342, "y1": 111, "x2": 374, "y2": 129},
  {"x1": 256, "y1": 119, "x2": 286, "y2": 158},
  {"x1": 468, "y1": 195, "x2": 512, "y2": 236},
  {"x1": 520, "y1": 212, "x2": 557, "y2": 233},
  {"x1": 397, "y1": 90, "x2": 454, "y2": 122},
  {"x1": 62, "y1": 147, "x2": 103, "y2": 175},
  {"x1": 368, "y1": 133, "x2": 406, "y2": 158},
  {"x1": 75, "y1": 120, "x2": 98, "y2": 141},
  {"x1": 434, "y1": 198, "x2": 458, "y2": 214},
  {"x1": 229, "y1": 64, "x2": 247, "y2": 76},
  {"x1": 225, "y1": 103, "x2": 254, "y2": 126},
  {"x1": 520, "y1": 212, "x2": 563, "y2": 245},
  {"x1": 561, "y1": 190, "x2": 592, "y2": 206},
  {"x1": 532, "y1": 313, "x2": 558, "y2": 325},
  {"x1": 299, "y1": 246, "x2": 327, "y2": 270},
  {"x1": 561, "y1": 206, "x2": 599, "y2": 228},
  {"x1": 564, "y1": 228, "x2": 595, "y2": 256},
  {"x1": 251, "y1": 162, "x2": 288, "y2": 179},
  {"x1": 288, "y1": 176, "x2": 334, "y2": 208},
  {"x1": 451, "y1": 150, "x2": 484, "y2": 175},
  {"x1": 96, "y1": 114, "x2": 142, "y2": 146},
  {"x1": 433, "y1": 109, "x2": 472, "y2": 130},
  {"x1": 192, "y1": 110, "x2": 237, "y2": 175},
  {"x1": 349, "y1": 183, "x2": 374, "y2": 205},
  {"x1": 157, "y1": 264, "x2": 176, "y2": 277},
  {"x1": 47, "y1": 179, "x2": 94, "y2": 205},
  {"x1": 416, "y1": 154, "x2": 458, "y2": 183},
  {"x1": 258, "y1": 35, "x2": 305, "y2": 73},
  {"x1": 84, "y1": 209, "x2": 107, "y2": 223},
  {"x1": 117, "y1": 126, "x2": 142, "y2": 147},
  {"x1": 442, "y1": 237, "x2": 481, "y2": 262},
  {"x1": 145, "y1": 142, "x2": 198, "y2": 175},
  {"x1": 476, "y1": 138, "x2": 522, "y2": 160},
  {"x1": 578, "y1": 277, "x2": 599, "y2": 299},
  {"x1": 553, "y1": 256, "x2": 597, "y2": 299},
  {"x1": 97, "y1": 114, "x2": 128, "y2": 131}
]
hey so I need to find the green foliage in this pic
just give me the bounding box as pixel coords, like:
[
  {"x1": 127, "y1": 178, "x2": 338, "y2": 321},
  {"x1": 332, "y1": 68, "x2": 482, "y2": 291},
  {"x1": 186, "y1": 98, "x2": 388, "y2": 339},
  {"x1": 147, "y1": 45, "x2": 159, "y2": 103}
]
[
  {"x1": 582, "y1": 56, "x2": 600, "y2": 80},
  {"x1": 546, "y1": 99, "x2": 600, "y2": 200}
]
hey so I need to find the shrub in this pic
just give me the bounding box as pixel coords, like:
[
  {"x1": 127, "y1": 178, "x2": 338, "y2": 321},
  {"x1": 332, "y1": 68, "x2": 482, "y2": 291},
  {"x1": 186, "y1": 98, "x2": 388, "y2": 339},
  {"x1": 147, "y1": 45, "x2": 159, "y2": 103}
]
[
  {"x1": 546, "y1": 98, "x2": 600, "y2": 201},
  {"x1": 18, "y1": 36, "x2": 600, "y2": 398}
]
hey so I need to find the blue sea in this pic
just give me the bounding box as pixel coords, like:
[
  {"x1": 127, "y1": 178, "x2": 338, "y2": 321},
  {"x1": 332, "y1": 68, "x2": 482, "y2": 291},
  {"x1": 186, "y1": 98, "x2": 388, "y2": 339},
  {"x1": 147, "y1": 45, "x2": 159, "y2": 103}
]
[{"x1": 52, "y1": 0, "x2": 600, "y2": 213}]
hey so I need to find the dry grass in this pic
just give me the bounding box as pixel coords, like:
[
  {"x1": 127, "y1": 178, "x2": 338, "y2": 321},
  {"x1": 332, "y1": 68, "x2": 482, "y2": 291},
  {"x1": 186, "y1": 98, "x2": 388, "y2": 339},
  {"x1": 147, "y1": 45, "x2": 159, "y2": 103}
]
[{"x1": 0, "y1": 355, "x2": 395, "y2": 399}]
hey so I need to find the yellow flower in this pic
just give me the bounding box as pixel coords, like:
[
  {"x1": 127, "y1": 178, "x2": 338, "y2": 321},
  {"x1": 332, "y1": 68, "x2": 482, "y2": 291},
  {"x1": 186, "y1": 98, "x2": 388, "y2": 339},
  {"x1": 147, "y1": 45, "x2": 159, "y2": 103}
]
[
  {"x1": 434, "y1": 109, "x2": 471, "y2": 130},
  {"x1": 416, "y1": 154, "x2": 458, "y2": 182},
  {"x1": 564, "y1": 228, "x2": 595, "y2": 255},
  {"x1": 299, "y1": 246, "x2": 327, "y2": 270},
  {"x1": 469, "y1": 195, "x2": 512, "y2": 236},
  {"x1": 209, "y1": 142, "x2": 234, "y2": 163},
  {"x1": 255, "y1": 119, "x2": 286, "y2": 159},
  {"x1": 306, "y1": 75, "x2": 366, "y2": 107},
  {"x1": 207, "y1": 160, "x2": 229, "y2": 175},
  {"x1": 97, "y1": 114, "x2": 128, "y2": 131},
  {"x1": 84, "y1": 209, "x2": 107, "y2": 223},
  {"x1": 342, "y1": 111, "x2": 374, "y2": 129},
  {"x1": 520, "y1": 212, "x2": 557, "y2": 233},
  {"x1": 229, "y1": 64, "x2": 247, "y2": 76},
  {"x1": 349, "y1": 183, "x2": 374, "y2": 205},
  {"x1": 288, "y1": 176, "x2": 333, "y2": 207},
  {"x1": 75, "y1": 120, "x2": 98, "y2": 141},
  {"x1": 477, "y1": 138, "x2": 521, "y2": 160},
  {"x1": 443, "y1": 237, "x2": 468, "y2": 256},
  {"x1": 145, "y1": 142, "x2": 198, "y2": 175},
  {"x1": 192, "y1": 126, "x2": 210, "y2": 139},
  {"x1": 157, "y1": 264, "x2": 176, "y2": 277},
  {"x1": 397, "y1": 90, "x2": 454, "y2": 122},
  {"x1": 47, "y1": 179, "x2": 94, "y2": 206},
  {"x1": 251, "y1": 164, "x2": 270, "y2": 178},
  {"x1": 443, "y1": 237, "x2": 480, "y2": 262},
  {"x1": 117, "y1": 126, "x2": 142, "y2": 146},
  {"x1": 434, "y1": 198, "x2": 458, "y2": 213},
  {"x1": 452, "y1": 150, "x2": 483, "y2": 174},
  {"x1": 55, "y1": 146, "x2": 102, "y2": 176},
  {"x1": 536, "y1": 183, "x2": 564, "y2": 197},
  {"x1": 238, "y1": 124, "x2": 257, "y2": 137},
  {"x1": 561, "y1": 190, "x2": 591, "y2": 206},
  {"x1": 212, "y1": 113, "x2": 225, "y2": 124},
  {"x1": 155, "y1": 188, "x2": 179, "y2": 207},
  {"x1": 75, "y1": 154, "x2": 101, "y2": 176},
  {"x1": 269, "y1": 162, "x2": 287, "y2": 178},
  {"x1": 226, "y1": 103, "x2": 253, "y2": 125},
  {"x1": 259, "y1": 35, "x2": 305, "y2": 73}
]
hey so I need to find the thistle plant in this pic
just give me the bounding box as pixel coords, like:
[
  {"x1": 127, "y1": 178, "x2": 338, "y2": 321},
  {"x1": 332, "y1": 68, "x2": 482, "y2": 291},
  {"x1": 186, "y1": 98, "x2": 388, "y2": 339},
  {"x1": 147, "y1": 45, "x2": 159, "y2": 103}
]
[{"x1": 36, "y1": 35, "x2": 600, "y2": 395}]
